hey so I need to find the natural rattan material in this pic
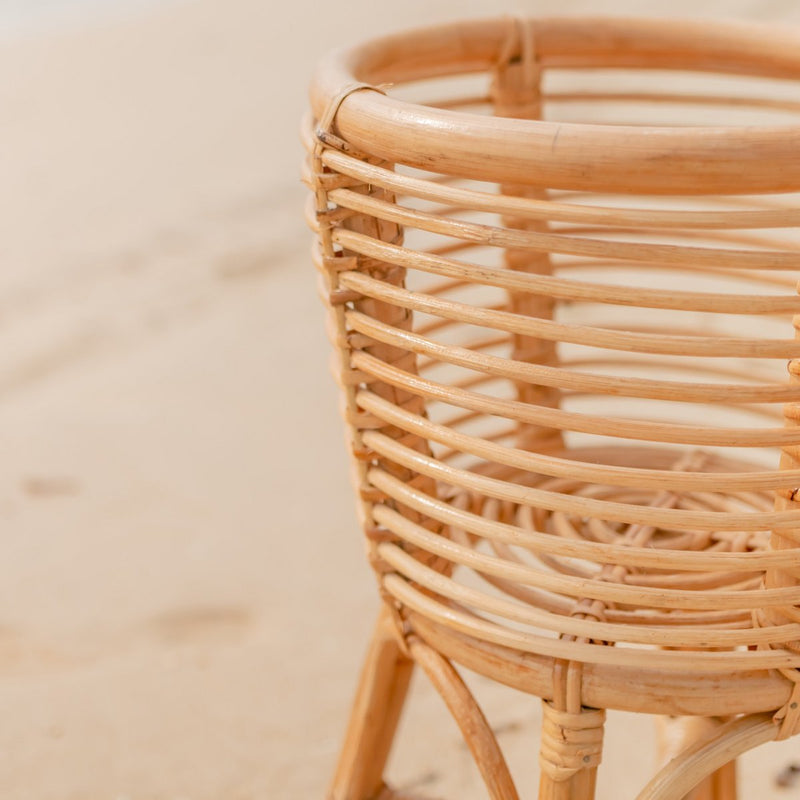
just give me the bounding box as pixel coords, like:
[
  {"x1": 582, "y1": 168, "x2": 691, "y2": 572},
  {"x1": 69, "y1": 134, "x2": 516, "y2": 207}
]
[{"x1": 304, "y1": 16, "x2": 800, "y2": 800}]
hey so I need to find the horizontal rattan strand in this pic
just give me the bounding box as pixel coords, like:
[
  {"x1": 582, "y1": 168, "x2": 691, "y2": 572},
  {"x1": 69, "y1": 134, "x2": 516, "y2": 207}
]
[
  {"x1": 550, "y1": 259, "x2": 797, "y2": 289},
  {"x1": 544, "y1": 91, "x2": 800, "y2": 113},
  {"x1": 320, "y1": 147, "x2": 800, "y2": 231},
  {"x1": 305, "y1": 199, "x2": 797, "y2": 292},
  {"x1": 556, "y1": 356, "x2": 783, "y2": 392},
  {"x1": 382, "y1": 573, "x2": 800, "y2": 672},
  {"x1": 373, "y1": 504, "x2": 800, "y2": 611},
  {"x1": 363, "y1": 431, "x2": 800, "y2": 533},
  {"x1": 356, "y1": 383, "x2": 800, "y2": 492},
  {"x1": 368, "y1": 468, "x2": 799, "y2": 572},
  {"x1": 358, "y1": 373, "x2": 791, "y2": 453},
  {"x1": 326, "y1": 17, "x2": 800, "y2": 89},
  {"x1": 423, "y1": 89, "x2": 800, "y2": 115},
  {"x1": 472, "y1": 570, "x2": 757, "y2": 628},
  {"x1": 457, "y1": 507, "x2": 765, "y2": 601},
  {"x1": 554, "y1": 190, "x2": 798, "y2": 211},
  {"x1": 413, "y1": 347, "x2": 784, "y2": 405},
  {"x1": 377, "y1": 542, "x2": 800, "y2": 647},
  {"x1": 490, "y1": 533, "x2": 763, "y2": 591},
  {"x1": 328, "y1": 187, "x2": 800, "y2": 270},
  {"x1": 538, "y1": 226, "x2": 800, "y2": 255},
  {"x1": 356, "y1": 367, "x2": 789, "y2": 450},
  {"x1": 346, "y1": 311, "x2": 800, "y2": 407},
  {"x1": 340, "y1": 271, "x2": 800, "y2": 359},
  {"x1": 332, "y1": 229, "x2": 800, "y2": 315},
  {"x1": 605, "y1": 566, "x2": 760, "y2": 590}
]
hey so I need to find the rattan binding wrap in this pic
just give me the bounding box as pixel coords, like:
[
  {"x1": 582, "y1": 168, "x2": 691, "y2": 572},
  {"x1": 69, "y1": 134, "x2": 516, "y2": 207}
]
[{"x1": 304, "y1": 16, "x2": 800, "y2": 800}]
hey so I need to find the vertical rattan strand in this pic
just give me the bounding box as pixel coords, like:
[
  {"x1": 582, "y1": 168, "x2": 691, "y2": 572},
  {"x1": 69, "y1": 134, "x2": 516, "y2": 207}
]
[
  {"x1": 491, "y1": 18, "x2": 563, "y2": 455},
  {"x1": 511, "y1": 20, "x2": 604, "y2": 792}
]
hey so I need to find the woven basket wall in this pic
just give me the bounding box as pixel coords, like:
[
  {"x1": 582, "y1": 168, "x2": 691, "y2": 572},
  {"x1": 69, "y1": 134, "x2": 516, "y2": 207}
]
[{"x1": 303, "y1": 17, "x2": 800, "y2": 693}]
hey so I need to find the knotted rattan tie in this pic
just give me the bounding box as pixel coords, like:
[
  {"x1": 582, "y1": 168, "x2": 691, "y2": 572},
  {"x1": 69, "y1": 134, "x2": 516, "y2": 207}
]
[{"x1": 539, "y1": 703, "x2": 606, "y2": 782}]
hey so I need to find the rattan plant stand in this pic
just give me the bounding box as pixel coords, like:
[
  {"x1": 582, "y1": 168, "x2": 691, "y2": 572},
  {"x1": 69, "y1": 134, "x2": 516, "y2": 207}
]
[{"x1": 302, "y1": 17, "x2": 800, "y2": 800}]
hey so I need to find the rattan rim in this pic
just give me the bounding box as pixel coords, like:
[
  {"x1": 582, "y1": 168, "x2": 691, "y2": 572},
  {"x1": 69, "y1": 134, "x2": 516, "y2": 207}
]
[{"x1": 309, "y1": 16, "x2": 800, "y2": 194}]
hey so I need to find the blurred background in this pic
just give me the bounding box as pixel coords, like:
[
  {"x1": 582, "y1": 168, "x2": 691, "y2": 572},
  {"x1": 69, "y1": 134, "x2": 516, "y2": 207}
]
[{"x1": 3, "y1": 1, "x2": 800, "y2": 798}]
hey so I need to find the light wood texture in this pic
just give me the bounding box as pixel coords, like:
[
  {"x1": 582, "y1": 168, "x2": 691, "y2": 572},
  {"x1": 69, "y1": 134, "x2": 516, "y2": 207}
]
[{"x1": 305, "y1": 15, "x2": 800, "y2": 800}]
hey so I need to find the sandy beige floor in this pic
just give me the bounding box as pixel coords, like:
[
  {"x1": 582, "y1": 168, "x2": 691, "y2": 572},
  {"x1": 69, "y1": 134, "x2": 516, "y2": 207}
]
[{"x1": 4, "y1": 1, "x2": 800, "y2": 798}]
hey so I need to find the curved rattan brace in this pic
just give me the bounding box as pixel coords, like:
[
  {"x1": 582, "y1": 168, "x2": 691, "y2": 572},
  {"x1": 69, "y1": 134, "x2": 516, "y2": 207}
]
[
  {"x1": 636, "y1": 713, "x2": 777, "y2": 800},
  {"x1": 407, "y1": 636, "x2": 520, "y2": 800}
]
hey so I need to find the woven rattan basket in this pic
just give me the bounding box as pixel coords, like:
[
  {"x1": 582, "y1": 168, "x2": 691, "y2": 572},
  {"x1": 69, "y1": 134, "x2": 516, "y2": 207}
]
[{"x1": 303, "y1": 17, "x2": 800, "y2": 800}]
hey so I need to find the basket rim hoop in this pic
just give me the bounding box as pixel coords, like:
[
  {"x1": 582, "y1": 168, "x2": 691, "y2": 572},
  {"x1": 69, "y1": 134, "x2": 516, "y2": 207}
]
[{"x1": 309, "y1": 16, "x2": 800, "y2": 194}]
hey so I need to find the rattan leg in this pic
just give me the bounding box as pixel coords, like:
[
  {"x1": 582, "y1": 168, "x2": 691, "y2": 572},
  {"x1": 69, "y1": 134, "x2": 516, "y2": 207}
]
[
  {"x1": 706, "y1": 763, "x2": 737, "y2": 800},
  {"x1": 537, "y1": 660, "x2": 605, "y2": 800},
  {"x1": 539, "y1": 768, "x2": 598, "y2": 800},
  {"x1": 328, "y1": 605, "x2": 414, "y2": 800},
  {"x1": 407, "y1": 636, "x2": 519, "y2": 800}
]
